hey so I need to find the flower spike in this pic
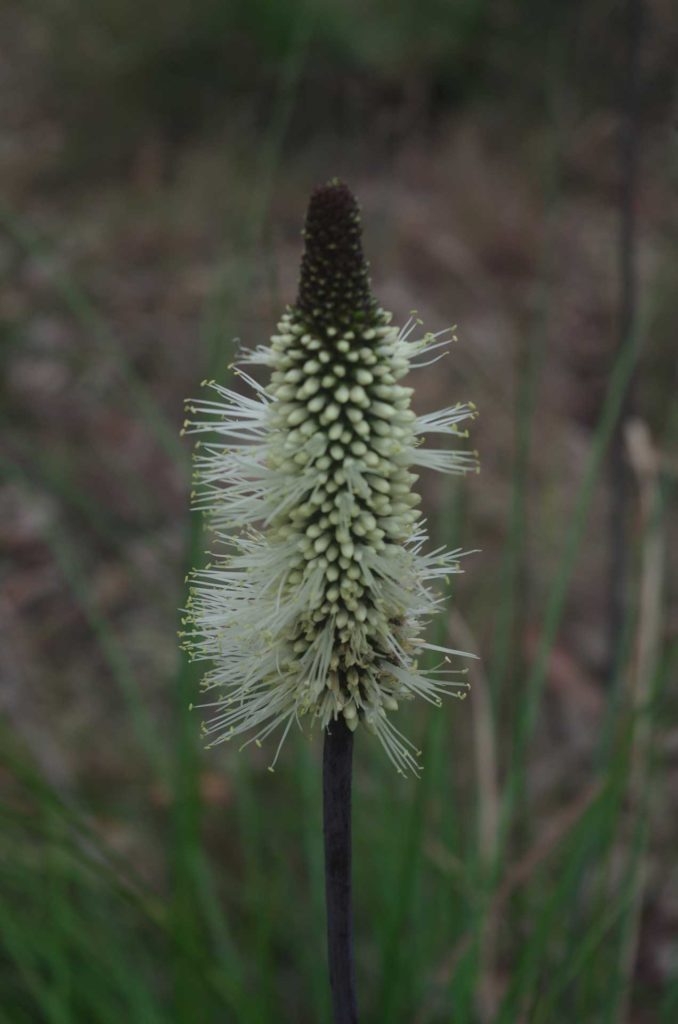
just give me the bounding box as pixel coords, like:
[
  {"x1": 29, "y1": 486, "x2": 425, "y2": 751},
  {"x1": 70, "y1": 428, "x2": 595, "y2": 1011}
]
[{"x1": 182, "y1": 181, "x2": 477, "y2": 775}]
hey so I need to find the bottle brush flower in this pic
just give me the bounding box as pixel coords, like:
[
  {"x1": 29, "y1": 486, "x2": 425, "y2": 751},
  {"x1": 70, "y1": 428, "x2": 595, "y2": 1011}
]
[{"x1": 181, "y1": 180, "x2": 477, "y2": 776}]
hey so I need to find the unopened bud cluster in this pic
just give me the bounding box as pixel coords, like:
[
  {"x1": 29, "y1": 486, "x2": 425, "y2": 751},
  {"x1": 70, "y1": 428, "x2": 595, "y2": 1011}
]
[{"x1": 181, "y1": 181, "x2": 477, "y2": 774}]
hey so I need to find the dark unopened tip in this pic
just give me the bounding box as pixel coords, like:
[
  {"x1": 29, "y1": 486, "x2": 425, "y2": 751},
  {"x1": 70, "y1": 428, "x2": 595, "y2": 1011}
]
[
  {"x1": 296, "y1": 181, "x2": 377, "y2": 331},
  {"x1": 304, "y1": 181, "x2": 360, "y2": 240}
]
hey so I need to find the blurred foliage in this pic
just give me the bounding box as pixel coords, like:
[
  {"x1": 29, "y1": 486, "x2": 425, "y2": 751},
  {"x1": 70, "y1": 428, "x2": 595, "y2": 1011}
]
[
  {"x1": 16, "y1": 0, "x2": 674, "y2": 177},
  {"x1": 18, "y1": 0, "x2": 549, "y2": 167}
]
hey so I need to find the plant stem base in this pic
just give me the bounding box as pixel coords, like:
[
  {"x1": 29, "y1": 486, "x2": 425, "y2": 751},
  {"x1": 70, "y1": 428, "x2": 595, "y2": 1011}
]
[{"x1": 323, "y1": 717, "x2": 358, "y2": 1024}]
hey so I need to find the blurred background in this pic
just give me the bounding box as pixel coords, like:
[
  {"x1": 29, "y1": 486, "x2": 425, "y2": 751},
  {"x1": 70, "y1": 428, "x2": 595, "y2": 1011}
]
[{"x1": 1, "y1": 1, "x2": 677, "y2": 1021}]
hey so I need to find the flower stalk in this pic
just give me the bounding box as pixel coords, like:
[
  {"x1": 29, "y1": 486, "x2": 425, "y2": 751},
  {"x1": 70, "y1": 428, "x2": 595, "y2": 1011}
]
[
  {"x1": 323, "y1": 717, "x2": 358, "y2": 1024},
  {"x1": 181, "y1": 179, "x2": 477, "y2": 1021}
]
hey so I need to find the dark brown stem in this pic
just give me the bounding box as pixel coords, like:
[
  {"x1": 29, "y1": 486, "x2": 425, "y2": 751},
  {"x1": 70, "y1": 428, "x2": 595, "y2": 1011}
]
[{"x1": 323, "y1": 717, "x2": 358, "y2": 1024}]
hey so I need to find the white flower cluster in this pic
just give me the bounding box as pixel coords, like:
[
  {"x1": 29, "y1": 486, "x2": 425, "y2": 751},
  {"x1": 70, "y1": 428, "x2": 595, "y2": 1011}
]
[{"x1": 181, "y1": 184, "x2": 477, "y2": 774}]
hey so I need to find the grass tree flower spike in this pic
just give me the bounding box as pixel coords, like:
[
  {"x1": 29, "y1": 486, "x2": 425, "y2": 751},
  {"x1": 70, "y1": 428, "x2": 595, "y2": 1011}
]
[{"x1": 182, "y1": 180, "x2": 478, "y2": 775}]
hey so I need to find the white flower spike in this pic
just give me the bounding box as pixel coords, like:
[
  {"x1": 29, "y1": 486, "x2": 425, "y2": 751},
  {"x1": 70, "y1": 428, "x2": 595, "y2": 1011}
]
[{"x1": 182, "y1": 181, "x2": 478, "y2": 775}]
